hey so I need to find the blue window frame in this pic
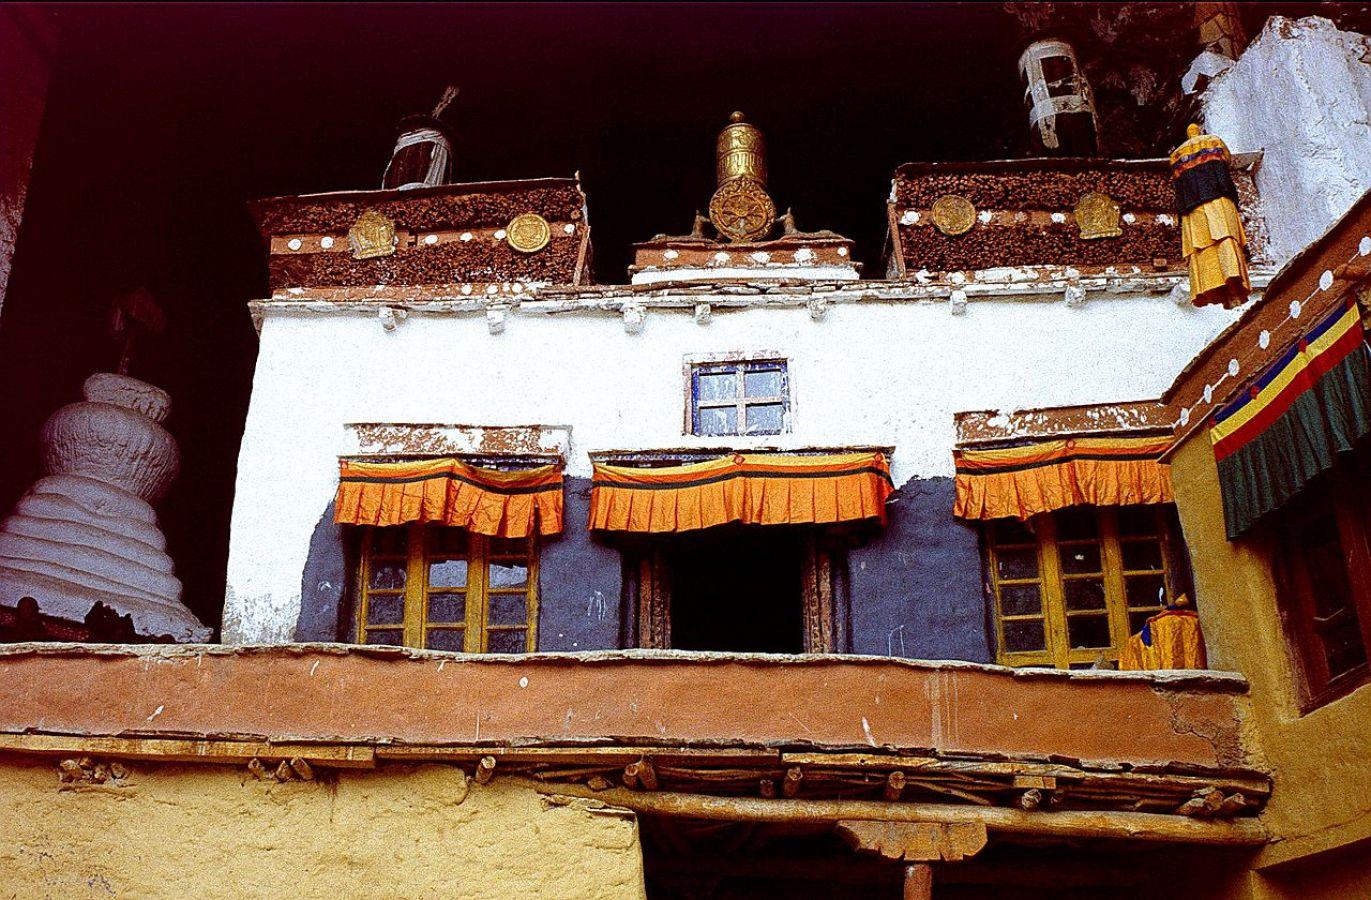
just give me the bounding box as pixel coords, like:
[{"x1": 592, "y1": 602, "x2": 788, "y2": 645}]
[{"x1": 690, "y1": 359, "x2": 789, "y2": 436}]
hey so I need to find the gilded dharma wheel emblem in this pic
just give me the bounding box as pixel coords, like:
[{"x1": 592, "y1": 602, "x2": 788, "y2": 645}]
[
  {"x1": 348, "y1": 209, "x2": 398, "y2": 259},
  {"x1": 1075, "y1": 191, "x2": 1123, "y2": 240},
  {"x1": 931, "y1": 194, "x2": 977, "y2": 236},
  {"x1": 506, "y1": 212, "x2": 552, "y2": 253},
  {"x1": 708, "y1": 179, "x2": 776, "y2": 243}
]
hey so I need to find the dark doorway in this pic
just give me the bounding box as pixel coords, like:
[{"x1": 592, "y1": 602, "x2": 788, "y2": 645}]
[{"x1": 666, "y1": 525, "x2": 804, "y2": 653}]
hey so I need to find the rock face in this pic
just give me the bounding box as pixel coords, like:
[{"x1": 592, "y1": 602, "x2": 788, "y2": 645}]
[{"x1": 0, "y1": 374, "x2": 210, "y2": 641}]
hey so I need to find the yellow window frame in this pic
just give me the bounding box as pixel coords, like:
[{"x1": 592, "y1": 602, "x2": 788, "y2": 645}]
[
  {"x1": 987, "y1": 507, "x2": 1175, "y2": 669},
  {"x1": 356, "y1": 522, "x2": 539, "y2": 653}
]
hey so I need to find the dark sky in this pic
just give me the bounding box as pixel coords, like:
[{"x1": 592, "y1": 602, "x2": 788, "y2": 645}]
[{"x1": 0, "y1": 2, "x2": 1350, "y2": 630}]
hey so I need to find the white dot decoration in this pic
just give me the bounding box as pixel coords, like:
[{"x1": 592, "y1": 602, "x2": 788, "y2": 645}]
[
  {"x1": 1360, "y1": 236, "x2": 1371, "y2": 256},
  {"x1": 1319, "y1": 269, "x2": 1334, "y2": 291},
  {"x1": 564, "y1": 223, "x2": 576, "y2": 234},
  {"x1": 287, "y1": 238, "x2": 302, "y2": 251},
  {"x1": 424, "y1": 234, "x2": 438, "y2": 245},
  {"x1": 838, "y1": 247, "x2": 849, "y2": 257},
  {"x1": 663, "y1": 249, "x2": 679, "y2": 260},
  {"x1": 512, "y1": 282, "x2": 523, "y2": 293},
  {"x1": 320, "y1": 236, "x2": 335, "y2": 250},
  {"x1": 900, "y1": 210, "x2": 918, "y2": 225},
  {"x1": 494, "y1": 229, "x2": 507, "y2": 240},
  {"x1": 1259, "y1": 329, "x2": 1271, "y2": 349},
  {"x1": 1290, "y1": 300, "x2": 1302, "y2": 319},
  {"x1": 795, "y1": 248, "x2": 815, "y2": 262},
  {"x1": 486, "y1": 284, "x2": 499, "y2": 295},
  {"x1": 750, "y1": 251, "x2": 770, "y2": 263},
  {"x1": 1228, "y1": 358, "x2": 1240, "y2": 377},
  {"x1": 714, "y1": 252, "x2": 731, "y2": 263},
  {"x1": 1180, "y1": 408, "x2": 1191, "y2": 426},
  {"x1": 460, "y1": 232, "x2": 474, "y2": 242},
  {"x1": 461, "y1": 284, "x2": 473, "y2": 295},
  {"x1": 1204, "y1": 384, "x2": 1214, "y2": 404}
]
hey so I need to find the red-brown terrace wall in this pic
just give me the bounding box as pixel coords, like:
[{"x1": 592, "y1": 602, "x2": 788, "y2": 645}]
[{"x1": 0, "y1": 645, "x2": 1252, "y2": 771}]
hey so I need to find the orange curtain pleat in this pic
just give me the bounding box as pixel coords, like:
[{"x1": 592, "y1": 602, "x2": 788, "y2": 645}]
[
  {"x1": 953, "y1": 436, "x2": 1173, "y2": 521},
  {"x1": 334, "y1": 458, "x2": 563, "y2": 537},
  {"x1": 589, "y1": 452, "x2": 893, "y2": 533}
]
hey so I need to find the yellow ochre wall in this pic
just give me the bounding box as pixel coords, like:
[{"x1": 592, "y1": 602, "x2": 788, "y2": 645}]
[
  {"x1": 1170, "y1": 435, "x2": 1371, "y2": 897},
  {"x1": 0, "y1": 759, "x2": 647, "y2": 900}
]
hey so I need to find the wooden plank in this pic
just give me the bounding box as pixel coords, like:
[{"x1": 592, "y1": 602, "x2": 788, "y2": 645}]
[
  {"x1": 524, "y1": 779, "x2": 1269, "y2": 846},
  {"x1": 0, "y1": 734, "x2": 376, "y2": 768},
  {"x1": 838, "y1": 820, "x2": 988, "y2": 862}
]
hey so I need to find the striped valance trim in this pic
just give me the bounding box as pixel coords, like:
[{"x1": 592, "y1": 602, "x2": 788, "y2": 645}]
[
  {"x1": 1212, "y1": 299, "x2": 1364, "y2": 460},
  {"x1": 335, "y1": 457, "x2": 564, "y2": 538},
  {"x1": 589, "y1": 451, "x2": 894, "y2": 533},
  {"x1": 953, "y1": 436, "x2": 1173, "y2": 521}
]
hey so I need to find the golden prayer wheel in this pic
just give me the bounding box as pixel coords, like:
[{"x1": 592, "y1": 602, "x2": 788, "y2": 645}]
[{"x1": 716, "y1": 111, "x2": 767, "y2": 187}]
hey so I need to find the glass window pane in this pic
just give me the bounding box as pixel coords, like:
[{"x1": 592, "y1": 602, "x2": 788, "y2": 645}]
[
  {"x1": 743, "y1": 367, "x2": 783, "y2": 398},
  {"x1": 697, "y1": 370, "x2": 738, "y2": 402},
  {"x1": 743, "y1": 403, "x2": 784, "y2": 435},
  {"x1": 427, "y1": 591, "x2": 466, "y2": 624},
  {"x1": 1117, "y1": 506, "x2": 1160, "y2": 538},
  {"x1": 368, "y1": 563, "x2": 407, "y2": 591},
  {"x1": 995, "y1": 547, "x2": 1039, "y2": 581},
  {"x1": 365, "y1": 593, "x2": 404, "y2": 626},
  {"x1": 1003, "y1": 619, "x2": 1046, "y2": 653},
  {"x1": 1068, "y1": 614, "x2": 1112, "y2": 649},
  {"x1": 1059, "y1": 543, "x2": 1102, "y2": 574},
  {"x1": 428, "y1": 558, "x2": 469, "y2": 588},
  {"x1": 426, "y1": 527, "x2": 467, "y2": 556},
  {"x1": 371, "y1": 528, "x2": 409, "y2": 556},
  {"x1": 1000, "y1": 583, "x2": 1042, "y2": 616},
  {"x1": 698, "y1": 405, "x2": 738, "y2": 436},
  {"x1": 1125, "y1": 574, "x2": 1167, "y2": 608},
  {"x1": 1055, "y1": 508, "x2": 1099, "y2": 541},
  {"x1": 488, "y1": 562, "x2": 528, "y2": 589},
  {"x1": 1122, "y1": 539, "x2": 1164, "y2": 571},
  {"x1": 489, "y1": 593, "x2": 528, "y2": 626},
  {"x1": 1128, "y1": 610, "x2": 1153, "y2": 636},
  {"x1": 1325, "y1": 618, "x2": 1369, "y2": 679},
  {"x1": 1064, "y1": 578, "x2": 1107, "y2": 611},
  {"x1": 425, "y1": 628, "x2": 465, "y2": 652},
  {"x1": 1299, "y1": 511, "x2": 1355, "y2": 619},
  {"x1": 487, "y1": 630, "x2": 528, "y2": 653},
  {"x1": 992, "y1": 519, "x2": 1036, "y2": 546},
  {"x1": 364, "y1": 628, "x2": 403, "y2": 646}
]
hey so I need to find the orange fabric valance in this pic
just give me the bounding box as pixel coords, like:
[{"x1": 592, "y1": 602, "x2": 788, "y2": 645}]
[
  {"x1": 335, "y1": 458, "x2": 563, "y2": 538},
  {"x1": 953, "y1": 435, "x2": 1173, "y2": 521},
  {"x1": 589, "y1": 451, "x2": 894, "y2": 533}
]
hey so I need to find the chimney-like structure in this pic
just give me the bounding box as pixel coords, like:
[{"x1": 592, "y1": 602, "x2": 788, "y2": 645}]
[{"x1": 1018, "y1": 38, "x2": 1098, "y2": 156}]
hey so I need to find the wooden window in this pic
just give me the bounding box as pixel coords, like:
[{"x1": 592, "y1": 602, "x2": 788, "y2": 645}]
[
  {"x1": 985, "y1": 506, "x2": 1183, "y2": 669},
  {"x1": 1270, "y1": 458, "x2": 1371, "y2": 711},
  {"x1": 690, "y1": 359, "x2": 788, "y2": 436},
  {"x1": 357, "y1": 523, "x2": 537, "y2": 652}
]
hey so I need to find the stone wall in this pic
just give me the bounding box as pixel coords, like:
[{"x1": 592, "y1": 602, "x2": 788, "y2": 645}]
[
  {"x1": 0, "y1": 759, "x2": 646, "y2": 900},
  {"x1": 1202, "y1": 16, "x2": 1371, "y2": 264}
]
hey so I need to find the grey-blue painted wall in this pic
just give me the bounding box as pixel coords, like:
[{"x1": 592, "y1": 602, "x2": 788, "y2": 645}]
[
  {"x1": 296, "y1": 500, "x2": 351, "y2": 641},
  {"x1": 535, "y1": 476, "x2": 623, "y2": 651},
  {"x1": 847, "y1": 477, "x2": 993, "y2": 662}
]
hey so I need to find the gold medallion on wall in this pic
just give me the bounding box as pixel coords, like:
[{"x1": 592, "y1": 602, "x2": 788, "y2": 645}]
[
  {"x1": 506, "y1": 212, "x2": 552, "y2": 253},
  {"x1": 1075, "y1": 191, "x2": 1123, "y2": 240},
  {"x1": 348, "y1": 209, "x2": 399, "y2": 259},
  {"x1": 931, "y1": 194, "x2": 977, "y2": 236},
  {"x1": 708, "y1": 179, "x2": 776, "y2": 243}
]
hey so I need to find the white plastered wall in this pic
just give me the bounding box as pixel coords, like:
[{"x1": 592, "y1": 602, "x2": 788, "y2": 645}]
[
  {"x1": 223, "y1": 292, "x2": 1237, "y2": 642},
  {"x1": 1202, "y1": 15, "x2": 1371, "y2": 263}
]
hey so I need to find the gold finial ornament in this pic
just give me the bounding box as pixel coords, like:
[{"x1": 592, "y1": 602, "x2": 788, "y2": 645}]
[
  {"x1": 709, "y1": 111, "x2": 776, "y2": 242},
  {"x1": 348, "y1": 209, "x2": 399, "y2": 259},
  {"x1": 1074, "y1": 191, "x2": 1123, "y2": 240},
  {"x1": 931, "y1": 195, "x2": 977, "y2": 237},
  {"x1": 506, "y1": 212, "x2": 551, "y2": 253}
]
